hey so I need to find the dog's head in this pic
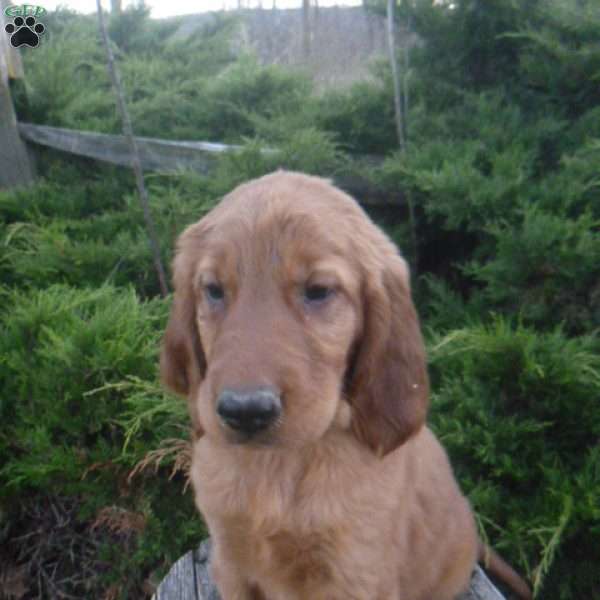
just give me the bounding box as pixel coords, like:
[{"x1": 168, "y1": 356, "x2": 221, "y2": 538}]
[{"x1": 161, "y1": 172, "x2": 428, "y2": 455}]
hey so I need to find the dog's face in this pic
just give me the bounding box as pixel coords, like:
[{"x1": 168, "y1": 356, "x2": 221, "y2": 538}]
[
  {"x1": 191, "y1": 200, "x2": 361, "y2": 448},
  {"x1": 162, "y1": 172, "x2": 429, "y2": 454}
]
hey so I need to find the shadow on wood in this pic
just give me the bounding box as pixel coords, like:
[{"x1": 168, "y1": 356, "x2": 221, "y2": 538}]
[{"x1": 152, "y1": 539, "x2": 506, "y2": 600}]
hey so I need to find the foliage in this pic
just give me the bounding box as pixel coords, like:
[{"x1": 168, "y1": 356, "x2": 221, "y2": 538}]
[
  {"x1": 465, "y1": 207, "x2": 600, "y2": 333},
  {"x1": 0, "y1": 164, "x2": 216, "y2": 297},
  {"x1": 0, "y1": 285, "x2": 201, "y2": 596},
  {"x1": 315, "y1": 76, "x2": 397, "y2": 154},
  {"x1": 428, "y1": 319, "x2": 600, "y2": 597}
]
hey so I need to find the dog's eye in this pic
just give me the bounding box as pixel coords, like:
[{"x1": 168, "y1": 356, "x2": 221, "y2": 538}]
[
  {"x1": 205, "y1": 283, "x2": 225, "y2": 303},
  {"x1": 303, "y1": 284, "x2": 333, "y2": 304}
]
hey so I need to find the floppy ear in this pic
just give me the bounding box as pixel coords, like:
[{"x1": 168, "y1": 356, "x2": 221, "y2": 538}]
[
  {"x1": 160, "y1": 225, "x2": 207, "y2": 433},
  {"x1": 160, "y1": 290, "x2": 205, "y2": 397},
  {"x1": 348, "y1": 252, "x2": 429, "y2": 456}
]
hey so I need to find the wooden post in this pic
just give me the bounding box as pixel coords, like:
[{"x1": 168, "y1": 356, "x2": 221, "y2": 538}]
[{"x1": 0, "y1": 0, "x2": 35, "y2": 190}]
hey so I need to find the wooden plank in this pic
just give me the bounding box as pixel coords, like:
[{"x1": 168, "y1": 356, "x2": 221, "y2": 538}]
[
  {"x1": 18, "y1": 122, "x2": 391, "y2": 204},
  {"x1": 460, "y1": 568, "x2": 506, "y2": 600},
  {"x1": 153, "y1": 540, "x2": 219, "y2": 600},
  {"x1": 0, "y1": 76, "x2": 34, "y2": 189},
  {"x1": 18, "y1": 123, "x2": 226, "y2": 174},
  {"x1": 153, "y1": 539, "x2": 506, "y2": 600}
]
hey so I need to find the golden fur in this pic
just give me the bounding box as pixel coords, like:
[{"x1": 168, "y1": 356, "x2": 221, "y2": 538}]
[{"x1": 161, "y1": 172, "x2": 527, "y2": 600}]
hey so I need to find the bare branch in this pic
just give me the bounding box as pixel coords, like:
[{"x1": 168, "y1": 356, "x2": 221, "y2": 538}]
[{"x1": 95, "y1": 0, "x2": 169, "y2": 297}]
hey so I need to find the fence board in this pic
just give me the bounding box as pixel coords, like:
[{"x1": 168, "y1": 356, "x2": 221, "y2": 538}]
[
  {"x1": 18, "y1": 122, "x2": 390, "y2": 204},
  {"x1": 18, "y1": 123, "x2": 230, "y2": 174}
]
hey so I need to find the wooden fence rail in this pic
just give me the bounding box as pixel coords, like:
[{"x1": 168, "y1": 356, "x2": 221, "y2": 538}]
[
  {"x1": 17, "y1": 122, "x2": 389, "y2": 204},
  {"x1": 18, "y1": 123, "x2": 234, "y2": 174}
]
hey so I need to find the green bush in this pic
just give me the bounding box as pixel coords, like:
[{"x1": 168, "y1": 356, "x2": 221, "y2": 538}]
[
  {"x1": 0, "y1": 164, "x2": 220, "y2": 296},
  {"x1": 428, "y1": 318, "x2": 600, "y2": 597},
  {"x1": 0, "y1": 285, "x2": 199, "y2": 597},
  {"x1": 315, "y1": 75, "x2": 397, "y2": 154},
  {"x1": 465, "y1": 207, "x2": 600, "y2": 333},
  {"x1": 0, "y1": 285, "x2": 163, "y2": 494},
  {"x1": 18, "y1": 6, "x2": 238, "y2": 139}
]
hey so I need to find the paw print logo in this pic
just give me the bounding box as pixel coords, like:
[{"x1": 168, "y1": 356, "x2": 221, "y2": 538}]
[{"x1": 5, "y1": 15, "x2": 45, "y2": 48}]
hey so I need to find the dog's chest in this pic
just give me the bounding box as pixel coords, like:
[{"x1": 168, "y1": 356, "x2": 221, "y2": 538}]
[
  {"x1": 256, "y1": 527, "x2": 340, "y2": 588},
  {"x1": 193, "y1": 440, "x2": 394, "y2": 596},
  {"x1": 212, "y1": 476, "x2": 351, "y2": 583},
  {"x1": 236, "y1": 520, "x2": 388, "y2": 600},
  {"x1": 200, "y1": 480, "x2": 368, "y2": 593}
]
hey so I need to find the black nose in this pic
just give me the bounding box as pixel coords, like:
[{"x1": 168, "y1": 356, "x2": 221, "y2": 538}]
[{"x1": 216, "y1": 387, "x2": 281, "y2": 435}]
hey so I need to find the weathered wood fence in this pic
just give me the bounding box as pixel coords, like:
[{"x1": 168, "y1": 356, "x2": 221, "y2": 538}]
[
  {"x1": 16, "y1": 122, "x2": 387, "y2": 203},
  {"x1": 18, "y1": 123, "x2": 237, "y2": 174}
]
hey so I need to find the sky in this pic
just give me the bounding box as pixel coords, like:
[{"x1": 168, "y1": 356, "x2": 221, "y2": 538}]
[{"x1": 37, "y1": 0, "x2": 362, "y2": 19}]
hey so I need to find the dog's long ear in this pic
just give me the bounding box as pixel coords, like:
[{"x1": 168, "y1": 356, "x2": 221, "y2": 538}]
[
  {"x1": 348, "y1": 251, "x2": 429, "y2": 456},
  {"x1": 160, "y1": 223, "x2": 207, "y2": 432},
  {"x1": 160, "y1": 288, "x2": 205, "y2": 396}
]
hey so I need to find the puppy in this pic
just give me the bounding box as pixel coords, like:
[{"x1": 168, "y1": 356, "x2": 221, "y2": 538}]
[{"x1": 161, "y1": 171, "x2": 531, "y2": 600}]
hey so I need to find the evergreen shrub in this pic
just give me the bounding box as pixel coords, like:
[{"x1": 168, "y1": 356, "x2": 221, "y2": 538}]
[{"x1": 0, "y1": 285, "x2": 199, "y2": 596}]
